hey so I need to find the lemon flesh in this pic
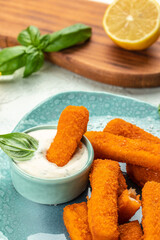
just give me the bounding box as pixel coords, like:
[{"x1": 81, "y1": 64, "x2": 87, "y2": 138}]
[{"x1": 103, "y1": 0, "x2": 160, "y2": 50}]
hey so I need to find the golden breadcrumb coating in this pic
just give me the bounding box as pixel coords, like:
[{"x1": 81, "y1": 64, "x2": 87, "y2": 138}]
[
  {"x1": 104, "y1": 118, "x2": 160, "y2": 187},
  {"x1": 104, "y1": 118, "x2": 160, "y2": 143},
  {"x1": 118, "y1": 171, "x2": 127, "y2": 196},
  {"x1": 63, "y1": 167, "x2": 138, "y2": 240},
  {"x1": 88, "y1": 159, "x2": 120, "y2": 240},
  {"x1": 119, "y1": 221, "x2": 143, "y2": 240},
  {"x1": 85, "y1": 131, "x2": 160, "y2": 171},
  {"x1": 63, "y1": 202, "x2": 92, "y2": 240},
  {"x1": 142, "y1": 181, "x2": 160, "y2": 240},
  {"x1": 118, "y1": 188, "x2": 141, "y2": 224},
  {"x1": 46, "y1": 105, "x2": 89, "y2": 166},
  {"x1": 126, "y1": 164, "x2": 160, "y2": 187}
]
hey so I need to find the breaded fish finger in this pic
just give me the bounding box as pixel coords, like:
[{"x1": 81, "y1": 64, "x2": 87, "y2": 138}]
[
  {"x1": 118, "y1": 189, "x2": 141, "y2": 224},
  {"x1": 119, "y1": 221, "x2": 143, "y2": 240},
  {"x1": 104, "y1": 118, "x2": 160, "y2": 143},
  {"x1": 118, "y1": 171, "x2": 127, "y2": 196},
  {"x1": 47, "y1": 105, "x2": 89, "y2": 166},
  {"x1": 88, "y1": 159, "x2": 120, "y2": 240},
  {"x1": 142, "y1": 181, "x2": 160, "y2": 239},
  {"x1": 104, "y1": 118, "x2": 160, "y2": 187},
  {"x1": 85, "y1": 131, "x2": 160, "y2": 171},
  {"x1": 127, "y1": 164, "x2": 160, "y2": 187},
  {"x1": 63, "y1": 202, "x2": 92, "y2": 240}
]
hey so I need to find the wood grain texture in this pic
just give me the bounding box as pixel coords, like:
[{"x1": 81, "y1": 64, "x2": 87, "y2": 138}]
[{"x1": 0, "y1": 0, "x2": 160, "y2": 88}]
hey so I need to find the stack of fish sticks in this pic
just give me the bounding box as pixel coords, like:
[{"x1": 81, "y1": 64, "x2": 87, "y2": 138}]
[
  {"x1": 63, "y1": 118, "x2": 160, "y2": 239},
  {"x1": 64, "y1": 159, "x2": 142, "y2": 240},
  {"x1": 103, "y1": 118, "x2": 160, "y2": 186}
]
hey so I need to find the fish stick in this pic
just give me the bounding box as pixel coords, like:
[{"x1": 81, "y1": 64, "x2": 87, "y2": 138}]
[
  {"x1": 85, "y1": 131, "x2": 160, "y2": 171},
  {"x1": 118, "y1": 188, "x2": 141, "y2": 224},
  {"x1": 142, "y1": 181, "x2": 160, "y2": 239},
  {"x1": 127, "y1": 164, "x2": 160, "y2": 187},
  {"x1": 63, "y1": 175, "x2": 137, "y2": 240},
  {"x1": 63, "y1": 202, "x2": 92, "y2": 240},
  {"x1": 104, "y1": 118, "x2": 160, "y2": 187},
  {"x1": 104, "y1": 118, "x2": 160, "y2": 143},
  {"x1": 118, "y1": 171, "x2": 127, "y2": 196},
  {"x1": 46, "y1": 105, "x2": 89, "y2": 166},
  {"x1": 117, "y1": 172, "x2": 140, "y2": 224},
  {"x1": 88, "y1": 159, "x2": 120, "y2": 240},
  {"x1": 119, "y1": 221, "x2": 143, "y2": 240}
]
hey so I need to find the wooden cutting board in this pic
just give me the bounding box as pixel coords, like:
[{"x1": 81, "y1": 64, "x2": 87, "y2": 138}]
[{"x1": 1, "y1": 0, "x2": 160, "y2": 88}]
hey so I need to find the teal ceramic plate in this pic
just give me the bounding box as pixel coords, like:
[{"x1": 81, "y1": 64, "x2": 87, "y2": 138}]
[{"x1": 0, "y1": 91, "x2": 159, "y2": 240}]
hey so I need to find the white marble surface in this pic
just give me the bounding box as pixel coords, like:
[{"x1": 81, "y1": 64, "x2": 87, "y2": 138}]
[{"x1": 0, "y1": 0, "x2": 160, "y2": 134}]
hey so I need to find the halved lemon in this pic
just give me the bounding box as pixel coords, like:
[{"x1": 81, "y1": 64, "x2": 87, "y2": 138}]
[{"x1": 103, "y1": 0, "x2": 160, "y2": 50}]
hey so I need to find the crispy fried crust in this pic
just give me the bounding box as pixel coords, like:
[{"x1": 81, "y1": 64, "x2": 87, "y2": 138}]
[
  {"x1": 63, "y1": 167, "x2": 138, "y2": 240},
  {"x1": 46, "y1": 106, "x2": 89, "y2": 166},
  {"x1": 88, "y1": 159, "x2": 120, "y2": 240},
  {"x1": 85, "y1": 131, "x2": 160, "y2": 171},
  {"x1": 63, "y1": 202, "x2": 92, "y2": 240},
  {"x1": 118, "y1": 173, "x2": 140, "y2": 224},
  {"x1": 142, "y1": 181, "x2": 160, "y2": 239},
  {"x1": 119, "y1": 221, "x2": 143, "y2": 240},
  {"x1": 126, "y1": 164, "x2": 160, "y2": 187},
  {"x1": 118, "y1": 189, "x2": 141, "y2": 224},
  {"x1": 104, "y1": 118, "x2": 160, "y2": 187},
  {"x1": 118, "y1": 171, "x2": 127, "y2": 196},
  {"x1": 104, "y1": 118, "x2": 160, "y2": 143}
]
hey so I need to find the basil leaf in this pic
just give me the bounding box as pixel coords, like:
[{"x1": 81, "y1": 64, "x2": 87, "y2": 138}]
[
  {"x1": 23, "y1": 50, "x2": 44, "y2": 77},
  {"x1": 25, "y1": 45, "x2": 38, "y2": 54},
  {"x1": 44, "y1": 23, "x2": 92, "y2": 52},
  {"x1": 17, "y1": 26, "x2": 41, "y2": 47},
  {"x1": 158, "y1": 104, "x2": 160, "y2": 116},
  {"x1": 0, "y1": 46, "x2": 26, "y2": 62},
  {"x1": 0, "y1": 133, "x2": 39, "y2": 161},
  {"x1": 0, "y1": 46, "x2": 26, "y2": 75},
  {"x1": 38, "y1": 34, "x2": 51, "y2": 50}
]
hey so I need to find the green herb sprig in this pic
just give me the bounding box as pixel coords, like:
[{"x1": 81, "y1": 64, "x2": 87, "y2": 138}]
[
  {"x1": 158, "y1": 104, "x2": 160, "y2": 116},
  {"x1": 0, "y1": 133, "x2": 38, "y2": 161},
  {"x1": 0, "y1": 24, "x2": 92, "y2": 78}
]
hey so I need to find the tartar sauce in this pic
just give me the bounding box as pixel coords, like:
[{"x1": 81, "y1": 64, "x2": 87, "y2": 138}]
[{"x1": 17, "y1": 129, "x2": 88, "y2": 179}]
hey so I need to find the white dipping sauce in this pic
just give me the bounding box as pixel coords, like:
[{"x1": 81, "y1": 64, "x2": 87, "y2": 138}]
[{"x1": 17, "y1": 129, "x2": 88, "y2": 179}]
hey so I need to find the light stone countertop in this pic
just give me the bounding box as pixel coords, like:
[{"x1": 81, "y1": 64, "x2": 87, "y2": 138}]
[{"x1": 0, "y1": 0, "x2": 160, "y2": 134}]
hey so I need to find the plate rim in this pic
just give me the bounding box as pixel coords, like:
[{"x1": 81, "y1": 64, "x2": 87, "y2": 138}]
[{"x1": 13, "y1": 90, "x2": 158, "y2": 132}]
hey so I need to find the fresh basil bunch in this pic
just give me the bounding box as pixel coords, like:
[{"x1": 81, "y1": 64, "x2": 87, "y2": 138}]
[{"x1": 0, "y1": 24, "x2": 92, "y2": 77}]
